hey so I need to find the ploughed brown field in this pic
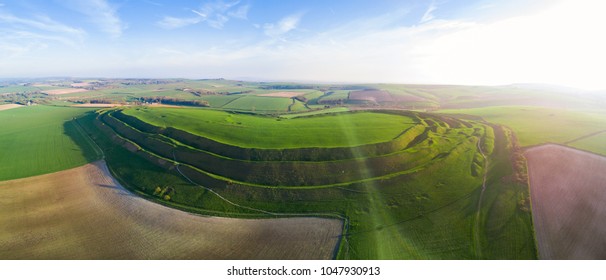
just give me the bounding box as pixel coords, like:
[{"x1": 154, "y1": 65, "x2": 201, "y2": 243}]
[
  {"x1": 526, "y1": 144, "x2": 606, "y2": 259},
  {"x1": 0, "y1": 161, "x2": 342, "y2": 259}
]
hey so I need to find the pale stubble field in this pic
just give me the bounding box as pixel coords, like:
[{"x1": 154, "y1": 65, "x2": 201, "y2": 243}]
[{"x1": 0, "y1": 161, "x2": 342, "y2": 259}]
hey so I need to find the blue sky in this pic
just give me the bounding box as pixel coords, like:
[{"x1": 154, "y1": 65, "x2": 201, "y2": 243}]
[{"x1": 1, "y1": 0, "x2": 605, "y2": 89}]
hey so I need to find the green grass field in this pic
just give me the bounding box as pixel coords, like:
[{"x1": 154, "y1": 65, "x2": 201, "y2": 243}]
[
  {"x1": 0, "y1": 106, "x2": 101, "y2": 181},
  {"x1": 438, "y1": 106, "x2": 606, "y2": 152},
  {"x1": 122, "y1": 107, "x2": 416, "y2": 148},
  {"x1": 0, "y1": 85, "x2": 43, "y2": 94},
  {"x1": 568, "y1": 132, "x2": 606, "y2": 156},
  {"x1": 221, "y1": 95, "x2": 294, "y2": 112}
]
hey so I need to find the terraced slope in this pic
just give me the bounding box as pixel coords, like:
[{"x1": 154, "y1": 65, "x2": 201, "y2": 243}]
[{"x1": 93, "y1": 107, "x2": 536, "y2": 259}]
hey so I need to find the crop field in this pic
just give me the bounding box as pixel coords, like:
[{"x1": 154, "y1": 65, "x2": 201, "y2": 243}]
[
  {"x1": 0, "y1": 104, "x2": 23, "y2": 111},
  {"x1": 0, "y1": 85, "x2": 45, "y2": 94},
  {"x1": 438, "y1": 106, "x2": 606, "y2": 152},
  {"x1": 316, "y1": 90, "x2": 350, "y2": 104},
  {"x1": 0, "y1": 105, "x2": 100, "y2": 181},
  {"x1": 568, "y1": 132, "x2": 606, "y2": 156},
  {"x1": 221, "y1": 95, "x2": 294, "y2": 112},
  {"x1": 43, "y1": 88, "x2": 89, "y2": 95},
  {"x1": 349, "y1": 90, "x2": 393, "y2": 103},
  {"x1": 122, "y1": 107, "x2": 415, "y2": 148},
  {"x1": 258, "y1": 91, "x2": 302, "y2": 98},
  {"x1": 94, "y1": 106, "x2": 536, "y2": 259},
  {"x1": 0, "y1": 161, "x2": 342, "y2": 259},
  {"x1": 525, "y1": 145, "x2": 606, "y2": 259}
]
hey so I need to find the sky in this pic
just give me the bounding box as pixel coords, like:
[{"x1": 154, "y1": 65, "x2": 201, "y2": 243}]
[{"x1": 0, "y1": 0, "x2": 605, "y2": 90}]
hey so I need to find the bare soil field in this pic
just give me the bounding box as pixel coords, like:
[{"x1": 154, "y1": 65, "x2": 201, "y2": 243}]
[
  {"x1": 526, "y1": 144, "x2": 606, "y2": 259},
  {"x1": 43, "y1": 88, "x2": 89, "y2": 95},
  {"x1": 0, "y1": 161, "x2": 342, "y2": 259},
  {"x1": 0, "y1": 104, "x2": 23, "y2": 111},
  {"x1": 258, "y1": 91, "x2": 302, "y2": 98},
  {"x1": 71, "y1": 103, "x2": 124, "y2": 108}
]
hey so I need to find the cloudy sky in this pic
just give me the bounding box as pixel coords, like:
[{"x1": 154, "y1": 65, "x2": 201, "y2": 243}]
[{"x1": 0, "y1": 0, "x2": 605, "y2": 89}]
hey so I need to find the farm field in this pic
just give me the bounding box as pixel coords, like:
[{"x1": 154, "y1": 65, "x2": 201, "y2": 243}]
[
  {"x1": 94, "y1": 106, "x2": 536, "y2": 259},
  {"x1": 525, "y1": 144, "x2": 606, "y2": 259},
  {"x1": 0, "y1": 161, "x2": 341, "y2": 259},
  {"x1": 438, "y1": 106, "x2": 606, "y2": 154},
  {"x1": 568, "y1": 132, "x2": 606, "y2": 156},
  {"x1": 0, "y1": 105, "x2": 100, "y2": 181},
  {"x1": 221, "y1": 95, "x2": 294, "y2": 112},
  {"x1": 42, "y1": 88, "x2": 89, "y2": 95},
  {"x1": 121, "y1": 107, "x2": 416, "y2": 148},
  {"x1": 0, "y1": 104, "x2": 23, "y2": 111}
]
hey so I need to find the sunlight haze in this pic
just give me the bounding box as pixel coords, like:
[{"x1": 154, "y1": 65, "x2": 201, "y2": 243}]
[{"x1": 0, "y1": 0, "x2": 605, "y2": 90}]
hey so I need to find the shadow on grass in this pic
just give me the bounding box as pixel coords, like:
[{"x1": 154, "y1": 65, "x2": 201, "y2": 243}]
[{"x1": 63, "y1": 111, "x2": 103, "y2": 164}]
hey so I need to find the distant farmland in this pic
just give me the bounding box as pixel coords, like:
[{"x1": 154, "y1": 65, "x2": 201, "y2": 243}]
[
  {"x1": 526, "y1": 145, "x2": 606, "y2": 259},
  {"x1": 0, "y1": 161, "x2": 342, "y2": 259}
]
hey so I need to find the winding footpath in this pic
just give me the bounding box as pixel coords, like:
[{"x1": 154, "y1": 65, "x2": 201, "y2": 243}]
[{"x1": 474, "y1": 137, "x2": 489, "y2": 258}]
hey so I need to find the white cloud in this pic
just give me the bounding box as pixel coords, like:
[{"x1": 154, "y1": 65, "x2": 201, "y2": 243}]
[
  {"x1": 157, "y1": 16, "x2": 201, "y2": 29},
  {"x1": 6, "y1": 0, "x2": 605, "y2": 91},
  {"x1": 158, "y1": 1, "x2": 248, "y2": 30},
  {"x1": 410, "y1": 0, "x2": 606, "y2": 89},
  {"x1": 0, "y1": 12, "x2": 86, "y2": 50},
  {"x1": 62, "y1": 0, "x2": 124, "y2": 38},
  {"x1": 0, "y1": 13, "x2": 86, "y2": 39},
  {"x1": 420, "y1": 1, "x2": 437, "y2": 23},
  {"x1": 263, "y1": 13, "x2": 303, "y2": 37},
  {"x1": 228, "y1": 4, "x2": 249, "y2": 19}
]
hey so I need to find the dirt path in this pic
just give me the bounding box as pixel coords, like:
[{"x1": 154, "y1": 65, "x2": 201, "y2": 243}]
[
  {"x1": 0, "y1": 161, "x2": 342, "y2": 259},
  {"x1": 473, "y1": 137, "x2": 488, "y2": 258},
  {"x1": 526, "y1": 144, "x2": 606, "y2": 259}
]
